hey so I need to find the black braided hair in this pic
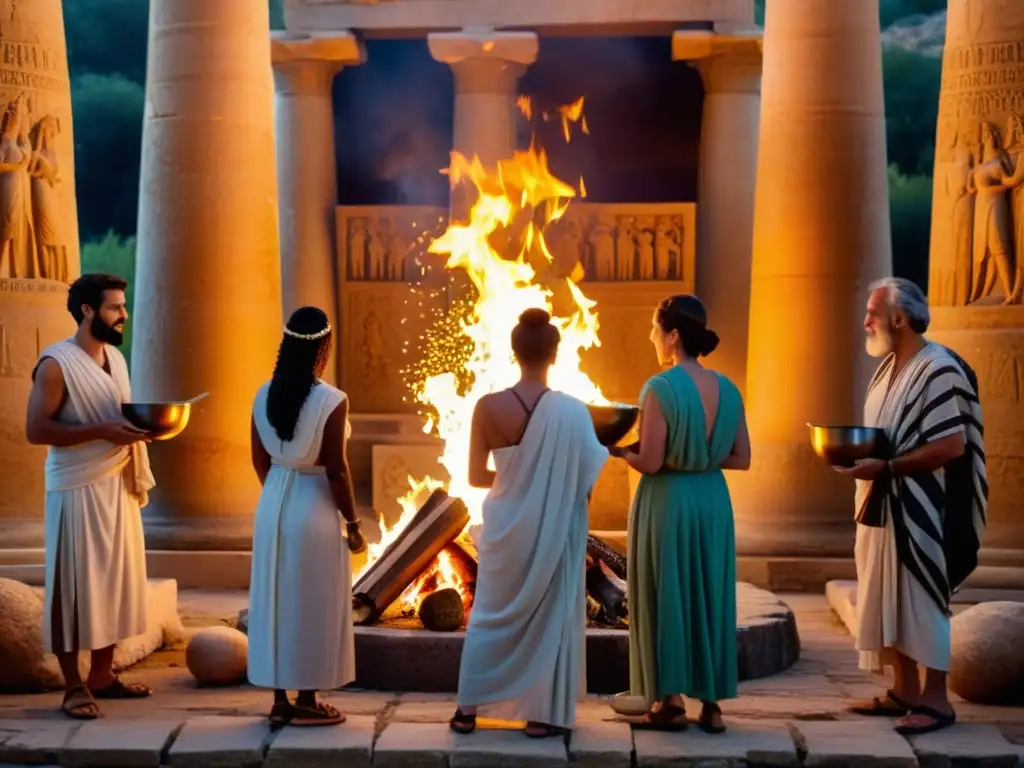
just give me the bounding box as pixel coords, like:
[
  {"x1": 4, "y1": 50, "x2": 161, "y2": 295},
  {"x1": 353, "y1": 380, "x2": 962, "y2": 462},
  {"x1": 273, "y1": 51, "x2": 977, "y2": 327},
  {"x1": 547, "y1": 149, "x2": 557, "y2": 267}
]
[
  {"x1": 655, "y1": 294, "x2": 720, "y2": 358},
  {"x1": 266, "y1": 306, "x2": 333, "y2": 442}
]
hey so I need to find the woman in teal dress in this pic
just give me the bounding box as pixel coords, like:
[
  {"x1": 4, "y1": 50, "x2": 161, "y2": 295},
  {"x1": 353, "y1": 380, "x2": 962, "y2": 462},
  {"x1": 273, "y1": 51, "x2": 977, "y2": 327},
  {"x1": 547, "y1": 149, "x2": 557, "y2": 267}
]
[{"x1": 610, "y1": 294, "x2": 750, "y2": 733}]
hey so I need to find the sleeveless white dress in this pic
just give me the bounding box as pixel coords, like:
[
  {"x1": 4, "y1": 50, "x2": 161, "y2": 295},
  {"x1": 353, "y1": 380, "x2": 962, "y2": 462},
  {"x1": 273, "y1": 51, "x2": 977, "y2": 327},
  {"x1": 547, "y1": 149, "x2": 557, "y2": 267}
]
[{"x1": 247, "y1": 380, "x2": 355, "y2": 691}]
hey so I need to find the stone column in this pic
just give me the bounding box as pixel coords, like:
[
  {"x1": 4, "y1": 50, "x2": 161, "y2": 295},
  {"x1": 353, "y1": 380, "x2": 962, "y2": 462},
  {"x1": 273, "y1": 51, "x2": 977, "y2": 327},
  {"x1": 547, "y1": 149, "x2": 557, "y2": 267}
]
[
  {"x1": 927, "y1": 0, "x2": 1024, "y2": 569},
  {"x1": 428, "y1": 30, "x2": 538, "y2": 219},
  {"x1": 272, "y1": 32, "x2": 364, "y2": 386},
  {"x1": 674, "y1": 31, "x2": 762, "y2": 396},
  {"x1": 732, "y1": 0, "x2": 892, "y2": 557},
  {"x1": 0, "y1": 0, "x2": 81, "y2": 550},
  {"x1": 132, "y1": 0, "x2": 282, "y2": 550}
]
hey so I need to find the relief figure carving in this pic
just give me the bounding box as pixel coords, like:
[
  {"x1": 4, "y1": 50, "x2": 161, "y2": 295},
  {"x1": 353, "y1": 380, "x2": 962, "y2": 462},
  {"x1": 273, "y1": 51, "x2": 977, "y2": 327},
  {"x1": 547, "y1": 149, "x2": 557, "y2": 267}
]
[
  {"x1": 0, "y1": 94, "x2": 38, "y2": 279},
  {"x1": 966, "y1": 121, "x2": 1024, "y2": 304},
  {"x1": 635, "y1": 216, "x2": 654, "y2": 280},
  {"x1": 360, "y1": 301, "x2": 388, "y2": 391},
  {"x1": 589, "y1": 214, "x2": 615, "y2": 281},
  {"x1": 616, "y1": 216, "x2": 635, "y2": 281},
  {"x1": 947, "y1": 129, "x2": 977, "y2": 306},
  {"x1": 368, "y1": 219, "x2": 388, "y2": 280},
  {"x1": 1006, "y1": 113, "x2": 1024, "y2": 304},
  {"x1": 655, "y1": 216, "x2": 681, "y2": 281},
  {"x1": 348, "y1": 219, "x2": 367, "y2": 280},
  {"x1": 386, "y1": 220, "x2": 407, "y2": 281},
  {"x1": 28, "y1": 114, "x2": 66, "y2": 282}
]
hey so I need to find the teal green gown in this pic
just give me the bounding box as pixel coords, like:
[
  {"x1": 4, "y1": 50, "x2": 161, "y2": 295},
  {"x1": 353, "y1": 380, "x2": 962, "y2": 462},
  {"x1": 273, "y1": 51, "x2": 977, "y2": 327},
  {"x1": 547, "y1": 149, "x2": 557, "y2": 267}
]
[{"x1": 627, "y1": 366, "x2": 742, "y2": 704}]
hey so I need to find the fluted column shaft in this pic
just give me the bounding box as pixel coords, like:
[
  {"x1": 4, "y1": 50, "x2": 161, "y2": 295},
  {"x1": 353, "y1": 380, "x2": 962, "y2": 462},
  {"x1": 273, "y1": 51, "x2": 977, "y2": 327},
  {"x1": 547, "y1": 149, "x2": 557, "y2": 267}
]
[
  {"x1": 273, "y1": 32, "x2": 364, "y2": 385},
  {"x1": 132, "y1": 0, "x2": 282, "y2": 549},
  {"x1": 734, "y1": 0, "x2": 892, "y2": 557}
]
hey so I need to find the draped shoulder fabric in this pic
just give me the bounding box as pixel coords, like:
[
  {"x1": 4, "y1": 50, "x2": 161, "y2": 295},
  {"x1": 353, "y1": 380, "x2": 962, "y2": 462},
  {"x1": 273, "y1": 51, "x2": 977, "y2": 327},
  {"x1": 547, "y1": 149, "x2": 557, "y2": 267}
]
[
  {"x1": 629, "y1": 366, "x2": 743, "y2": 704},
  {"x1": 247, "y1": 380, "x2": 355, "y2": 691},
  {"x1": 854, "y1": 342, "x2": 987, "y2": 672},
  {"x1": 38, "y1": 339, "x2": 154, "y2": 653},
  {"x1": 457, "y1": 390, "x2": 608, "y2": 728}
]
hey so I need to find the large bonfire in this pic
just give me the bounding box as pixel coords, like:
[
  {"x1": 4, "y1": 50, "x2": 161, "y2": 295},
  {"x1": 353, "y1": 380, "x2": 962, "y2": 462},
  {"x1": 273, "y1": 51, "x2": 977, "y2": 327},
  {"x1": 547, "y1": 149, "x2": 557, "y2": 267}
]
[{"x1": 355, "y1": 98, "x2": 608, "y2": 611}]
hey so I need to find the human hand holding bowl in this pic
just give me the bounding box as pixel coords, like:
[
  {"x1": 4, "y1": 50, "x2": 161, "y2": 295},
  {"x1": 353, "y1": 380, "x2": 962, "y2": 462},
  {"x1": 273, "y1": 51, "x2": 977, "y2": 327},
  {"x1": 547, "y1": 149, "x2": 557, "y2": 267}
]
[
  {"x1": 98, "y1": 419, "x2": 151, "y2": 445},
  {"x1": 832, "y1": 457, "x2": 887, "y2": 480}
]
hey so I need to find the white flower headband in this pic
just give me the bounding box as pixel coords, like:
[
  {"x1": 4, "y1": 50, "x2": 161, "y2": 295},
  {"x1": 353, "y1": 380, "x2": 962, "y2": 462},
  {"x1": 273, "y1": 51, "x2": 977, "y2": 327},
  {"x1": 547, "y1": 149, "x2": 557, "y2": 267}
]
[{"x1": 283, "y1": 323, "x2": 332, "y2": 341}]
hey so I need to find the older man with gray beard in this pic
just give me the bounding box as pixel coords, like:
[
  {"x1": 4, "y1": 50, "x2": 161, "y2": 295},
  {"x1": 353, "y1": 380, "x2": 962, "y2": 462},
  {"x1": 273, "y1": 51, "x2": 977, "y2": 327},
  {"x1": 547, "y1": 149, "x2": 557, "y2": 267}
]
[{"x1": 833, "y1": 277, "x2": 987, "y2": 736}]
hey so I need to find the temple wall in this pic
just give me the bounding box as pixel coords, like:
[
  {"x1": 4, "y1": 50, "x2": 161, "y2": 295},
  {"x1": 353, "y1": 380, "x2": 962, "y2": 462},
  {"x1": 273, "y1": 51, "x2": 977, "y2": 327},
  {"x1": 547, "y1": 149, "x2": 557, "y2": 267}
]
[{"x1": 337, "y1": 201, "x2": 695, "y2": 529}]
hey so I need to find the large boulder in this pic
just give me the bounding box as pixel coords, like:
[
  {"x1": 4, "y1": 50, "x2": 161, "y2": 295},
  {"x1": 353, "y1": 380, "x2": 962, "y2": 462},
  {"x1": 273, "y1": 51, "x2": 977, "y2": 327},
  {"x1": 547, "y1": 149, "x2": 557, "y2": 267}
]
[
  {"x1": 0, "y1": 578, "x2": 63, "y2": 691},
  {"x1": 949, "y1": 601, "x2": 1024, "y2": 705},
  {"x1": 186, "y1": 626, "x2": 248, "y2": 686},
  {"x1": 0, "y1": 576, "x2": 185, "y2": 693}
]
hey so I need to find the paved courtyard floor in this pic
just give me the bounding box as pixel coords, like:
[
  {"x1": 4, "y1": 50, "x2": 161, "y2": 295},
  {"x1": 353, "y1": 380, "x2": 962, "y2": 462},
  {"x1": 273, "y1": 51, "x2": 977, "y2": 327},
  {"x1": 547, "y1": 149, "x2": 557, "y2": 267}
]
[{"x1": 1, "y1": 594, "x2": 1022, "y2": 767}]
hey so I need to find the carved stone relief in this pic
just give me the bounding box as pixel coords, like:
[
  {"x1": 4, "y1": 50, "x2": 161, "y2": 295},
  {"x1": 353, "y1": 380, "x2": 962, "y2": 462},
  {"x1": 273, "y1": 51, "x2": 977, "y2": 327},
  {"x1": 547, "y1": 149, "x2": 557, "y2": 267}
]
[
  {"x1": 338, "y1": 206, "x2": 448, "y2": 283},
  {"x1": 0, "y1": 94, "x2": 67, "y2": 281},
  {"x1": 338, "y1": 202, "x2": 696, "y2": 285},
  {"x1": 931, "y1": 36, "x2": 1024, "y2": 307}
]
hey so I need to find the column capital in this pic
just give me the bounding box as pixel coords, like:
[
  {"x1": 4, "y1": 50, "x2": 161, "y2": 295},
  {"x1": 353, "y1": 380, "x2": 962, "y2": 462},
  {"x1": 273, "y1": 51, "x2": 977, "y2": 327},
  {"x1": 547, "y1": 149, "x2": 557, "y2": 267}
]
[
  {"x1": 672, "y1": 30, "x2": 762, "y2": 94},
  {"x1": 429, "y1": 30, "x2": 538, "y2": 95},
  {"x1": 271, "y1": 30, "x2": 365, "y2": 96},
  {"x1": 427, "y1": 30, "x2": 539, "y2": 66}
]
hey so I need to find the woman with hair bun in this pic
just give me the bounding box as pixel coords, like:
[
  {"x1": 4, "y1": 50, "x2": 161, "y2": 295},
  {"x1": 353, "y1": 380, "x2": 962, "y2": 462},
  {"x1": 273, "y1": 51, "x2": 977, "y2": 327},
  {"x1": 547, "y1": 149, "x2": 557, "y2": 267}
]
[
  {"x1": 450, "y1": 308, "x2": 609, "y2": 740},
  {"x1": 247, "y1": 306, "x2": 367, "y2": 727},
  {"x1": 610, "y1": 294, "x2": 751, "y2": 733}
]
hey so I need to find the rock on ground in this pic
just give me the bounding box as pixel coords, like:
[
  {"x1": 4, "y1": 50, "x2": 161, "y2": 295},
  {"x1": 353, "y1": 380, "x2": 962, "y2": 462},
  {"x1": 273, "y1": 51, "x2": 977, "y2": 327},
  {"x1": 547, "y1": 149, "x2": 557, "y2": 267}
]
[{"x1": 949, "y1": 600, "x2": 1024, "y2": 705}]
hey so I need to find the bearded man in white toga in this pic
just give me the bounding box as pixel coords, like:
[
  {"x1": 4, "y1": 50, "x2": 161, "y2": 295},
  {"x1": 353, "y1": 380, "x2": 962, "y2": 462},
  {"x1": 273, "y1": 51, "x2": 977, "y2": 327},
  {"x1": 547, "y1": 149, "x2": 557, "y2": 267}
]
[
  {"x1": 26, "y1": 273, "x2": 156, "y2": 719},
  {"x1": 834, "y1": 277, "x2": 986, "y2": 736}
]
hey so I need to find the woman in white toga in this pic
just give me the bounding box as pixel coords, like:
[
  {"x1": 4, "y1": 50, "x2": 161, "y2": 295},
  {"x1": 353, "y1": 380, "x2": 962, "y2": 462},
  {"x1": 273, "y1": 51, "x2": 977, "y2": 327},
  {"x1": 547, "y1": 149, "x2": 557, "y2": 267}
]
[{"x1": 247, "y1": 306, "x2": 367, "y2": 726}]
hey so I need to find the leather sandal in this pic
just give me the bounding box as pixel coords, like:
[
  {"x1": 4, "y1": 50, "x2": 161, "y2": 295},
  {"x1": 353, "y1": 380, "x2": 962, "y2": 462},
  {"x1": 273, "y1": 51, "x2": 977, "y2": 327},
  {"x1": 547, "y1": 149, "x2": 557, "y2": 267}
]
[
  {"x1": 92, "y1": 676, "x2": 152, "y2": 699},
  {"x1": 849, "y1": 690, "x2": 910, "y2": 717},
  {"x1": 288, "y1": 701, "x2": 345, "y2": 727},
  {"x1": 633, "y1": 702, "x2": 688, "y2": 731},
  {"x1": 449, "y1": 708, "x2": 477, "y2": 734},
  {"x1": 61, "y1": 684, "x2": 99, "y2": 720},
  {"x1": 524, "y1": 721, "x2": 570, "y2": 739},
  {"x1": 894, "y1": 705, "x2": 956, "y2": 735},
  {"x1": 698, "y1": 702, "x2": 726, "y2": 734}
]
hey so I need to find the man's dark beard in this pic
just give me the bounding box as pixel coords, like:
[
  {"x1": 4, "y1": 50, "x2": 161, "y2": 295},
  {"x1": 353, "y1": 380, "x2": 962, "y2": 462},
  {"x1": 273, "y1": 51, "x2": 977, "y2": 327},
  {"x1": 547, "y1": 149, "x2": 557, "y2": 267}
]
[{"x1": 91, "y1": 315, "x2": 124, "y2": 346}]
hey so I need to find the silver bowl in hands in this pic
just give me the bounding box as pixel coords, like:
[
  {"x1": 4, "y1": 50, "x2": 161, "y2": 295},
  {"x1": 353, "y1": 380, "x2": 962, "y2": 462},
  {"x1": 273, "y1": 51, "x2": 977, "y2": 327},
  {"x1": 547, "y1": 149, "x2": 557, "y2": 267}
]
[
  {"x1": 587, "y1": 403, "x2": 640, "y2": 447},
  {"x1": 807, "y1": 423, "x2": 888, "y2": 468},
  {"x1": 121, "y1": 393, "x2": 209, "y2": 441}
]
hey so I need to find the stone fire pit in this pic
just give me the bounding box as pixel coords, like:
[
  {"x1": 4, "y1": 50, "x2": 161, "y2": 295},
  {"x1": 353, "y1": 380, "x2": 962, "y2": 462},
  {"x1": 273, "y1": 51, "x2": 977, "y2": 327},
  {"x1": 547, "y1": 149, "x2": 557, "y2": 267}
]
[{"x1": 237, "y1": 581, "x2": 799, "y2": 693}]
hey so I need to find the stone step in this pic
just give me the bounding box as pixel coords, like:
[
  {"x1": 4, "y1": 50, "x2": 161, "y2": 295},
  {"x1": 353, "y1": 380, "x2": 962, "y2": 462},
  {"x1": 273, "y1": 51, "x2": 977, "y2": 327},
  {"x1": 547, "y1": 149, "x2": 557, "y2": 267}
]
[{"x1": 1, "y1": 712, "x2": 1020, "y2": 768}]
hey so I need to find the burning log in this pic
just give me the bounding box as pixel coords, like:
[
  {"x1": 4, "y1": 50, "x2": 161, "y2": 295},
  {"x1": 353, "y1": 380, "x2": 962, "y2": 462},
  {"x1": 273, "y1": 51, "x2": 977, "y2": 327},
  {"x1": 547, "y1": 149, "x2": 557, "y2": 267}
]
[
  {"x1": 585, "y1": 556, "x2": 628, "y2": 627},
  {"x1": 352, "y1": 489, "x2": 469, "y2": 625},
  {"x1": 587, "y1": 535, "x2": 626, "y2": 579},
  {"x1": 585, "y1": 535, "x2": 628, "y2": 627}
]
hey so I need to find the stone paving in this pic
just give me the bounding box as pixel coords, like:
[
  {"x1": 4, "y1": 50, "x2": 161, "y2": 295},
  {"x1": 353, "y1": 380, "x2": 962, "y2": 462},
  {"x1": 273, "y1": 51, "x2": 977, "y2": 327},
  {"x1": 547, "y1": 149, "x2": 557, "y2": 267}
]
[{"x1": 1, "y1": 595, "x2": 1022, "y2": 767}]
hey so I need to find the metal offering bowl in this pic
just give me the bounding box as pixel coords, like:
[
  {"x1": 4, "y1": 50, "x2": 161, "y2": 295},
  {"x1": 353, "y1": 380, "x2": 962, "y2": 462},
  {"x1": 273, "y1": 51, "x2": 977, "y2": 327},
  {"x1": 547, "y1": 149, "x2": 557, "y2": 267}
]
[
  {"x1": 122, "y1": 393, "x2": 208, "y2": 441},
  {"x1": 807, "y1": 424, "x2": 888, "y2": 468},
  {"x1": 587, "y1": 403, "x2": 640, "y2": 447}
]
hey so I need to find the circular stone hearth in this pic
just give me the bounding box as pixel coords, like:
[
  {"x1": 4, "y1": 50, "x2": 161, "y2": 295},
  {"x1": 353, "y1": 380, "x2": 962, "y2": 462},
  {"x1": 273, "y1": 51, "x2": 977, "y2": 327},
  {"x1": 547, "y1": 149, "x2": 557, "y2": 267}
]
[{"x1": 347, "y1": 582, "x2": 800, "y2": 693}]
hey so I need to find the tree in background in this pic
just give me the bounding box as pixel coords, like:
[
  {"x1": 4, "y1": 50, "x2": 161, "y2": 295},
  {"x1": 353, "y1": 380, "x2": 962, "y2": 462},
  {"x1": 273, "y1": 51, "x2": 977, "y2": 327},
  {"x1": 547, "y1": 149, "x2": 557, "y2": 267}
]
[{"x1": 80, "y1": 232, "x2": 138, "y2": 353}]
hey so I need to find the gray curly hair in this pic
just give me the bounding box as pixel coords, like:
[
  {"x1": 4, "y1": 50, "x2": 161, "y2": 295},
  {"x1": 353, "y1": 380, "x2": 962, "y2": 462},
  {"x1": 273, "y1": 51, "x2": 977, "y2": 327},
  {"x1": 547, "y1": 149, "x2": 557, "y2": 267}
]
[{"x1": 869, "y1": 277, "x2": 930, "y2": 334}]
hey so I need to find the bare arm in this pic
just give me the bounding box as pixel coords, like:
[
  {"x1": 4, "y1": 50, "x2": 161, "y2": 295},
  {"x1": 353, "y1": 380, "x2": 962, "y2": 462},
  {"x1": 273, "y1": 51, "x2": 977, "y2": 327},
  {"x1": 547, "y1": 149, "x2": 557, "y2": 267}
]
[
  {"x1": 318, "y1": 398, "x2": 359, "y2": 525},
  {"x1": 890, "y1": 433, "x2": 966, "y2": 476},
  {"x1": 719, "y1": 400, "x2": 751, "y2": 471},
  {"x1": 625, "y1": 390, "x2": 667, "y2": 475},
  {"x1": 250, "y1": 414, "x2": 271, "y2": 485},
  {"x1": 26, "y1": 358, "x2": 102, "y2": 446},
  {"x1": 468, "y1": 398, "x2": 496, "y2": 489}
]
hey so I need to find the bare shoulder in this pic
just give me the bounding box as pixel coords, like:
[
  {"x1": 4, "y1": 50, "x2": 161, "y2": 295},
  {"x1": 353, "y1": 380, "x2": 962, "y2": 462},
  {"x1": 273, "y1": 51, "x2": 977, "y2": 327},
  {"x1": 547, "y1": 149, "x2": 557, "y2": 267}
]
[{"x1": 32, "y1": 356, "x2": 64, "y2": 386}]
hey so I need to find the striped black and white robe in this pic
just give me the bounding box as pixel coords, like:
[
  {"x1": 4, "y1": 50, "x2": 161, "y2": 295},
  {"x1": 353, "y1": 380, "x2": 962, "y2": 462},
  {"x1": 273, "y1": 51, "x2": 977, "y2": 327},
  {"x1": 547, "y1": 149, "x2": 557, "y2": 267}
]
[{"x1": 853, "y1": 342, "x2": 987, "y2": 672}]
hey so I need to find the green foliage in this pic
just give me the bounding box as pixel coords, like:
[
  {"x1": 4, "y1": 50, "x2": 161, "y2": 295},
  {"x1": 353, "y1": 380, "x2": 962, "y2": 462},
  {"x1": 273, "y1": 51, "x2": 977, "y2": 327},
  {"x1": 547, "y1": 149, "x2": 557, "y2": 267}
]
[
  {"x1": 71, "y1": 73, "x2": 145, "y2": 243},
  {"x1": 64, "y1": 0, "x2": 150, "y2": 84},
  {"x1": 80, "y1": 232, "x2": 138, "y2": 354},
  {"x1": 888, "y1": 165, "x2": 933, "y2": 287},
  {"x1": 883, "y1": 48, "x2": 942, "y2": 176}
]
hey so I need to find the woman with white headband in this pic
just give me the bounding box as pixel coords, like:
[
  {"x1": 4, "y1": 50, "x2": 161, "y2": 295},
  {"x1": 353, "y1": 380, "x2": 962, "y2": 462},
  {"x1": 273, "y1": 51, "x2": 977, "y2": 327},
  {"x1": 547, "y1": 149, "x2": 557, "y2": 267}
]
[{"x1": 246, "y1": 305, "x2": 366, "y2": 726}]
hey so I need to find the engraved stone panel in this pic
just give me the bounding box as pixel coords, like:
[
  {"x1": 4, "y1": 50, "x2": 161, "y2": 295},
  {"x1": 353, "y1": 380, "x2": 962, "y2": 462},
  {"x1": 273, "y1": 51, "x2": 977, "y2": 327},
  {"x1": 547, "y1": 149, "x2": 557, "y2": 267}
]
[{"x1": 371, "y1": 443, "x2": 445, "y2": 528}]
